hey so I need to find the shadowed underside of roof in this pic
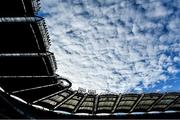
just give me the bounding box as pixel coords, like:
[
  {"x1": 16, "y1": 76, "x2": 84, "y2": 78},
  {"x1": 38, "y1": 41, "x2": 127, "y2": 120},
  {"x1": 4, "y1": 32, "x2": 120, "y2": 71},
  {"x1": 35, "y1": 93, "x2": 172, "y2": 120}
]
[{"x1": 0, "y1": 0, "x2": 180, "y2": 118}]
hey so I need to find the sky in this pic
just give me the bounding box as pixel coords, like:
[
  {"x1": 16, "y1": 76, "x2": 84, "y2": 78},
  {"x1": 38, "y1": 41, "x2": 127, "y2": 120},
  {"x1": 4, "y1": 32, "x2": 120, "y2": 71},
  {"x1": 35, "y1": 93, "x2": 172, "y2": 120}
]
[{"x1": 40, "y1": 0, "x2": 180, "y2": 94}]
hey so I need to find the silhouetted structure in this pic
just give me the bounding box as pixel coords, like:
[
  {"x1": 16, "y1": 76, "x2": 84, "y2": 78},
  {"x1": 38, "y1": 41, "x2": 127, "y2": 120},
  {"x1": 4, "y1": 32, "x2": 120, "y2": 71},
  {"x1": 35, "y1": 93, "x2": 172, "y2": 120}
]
[{"x1": 0, "y1": 0, "x2": 180, "y2": 119}]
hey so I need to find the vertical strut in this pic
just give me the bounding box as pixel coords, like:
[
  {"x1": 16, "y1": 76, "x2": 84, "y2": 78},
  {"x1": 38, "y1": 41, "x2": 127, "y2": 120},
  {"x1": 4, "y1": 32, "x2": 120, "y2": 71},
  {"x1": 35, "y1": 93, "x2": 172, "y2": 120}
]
[{"x1": 112, "y1": 94, "x2": 121, "y2": 113}]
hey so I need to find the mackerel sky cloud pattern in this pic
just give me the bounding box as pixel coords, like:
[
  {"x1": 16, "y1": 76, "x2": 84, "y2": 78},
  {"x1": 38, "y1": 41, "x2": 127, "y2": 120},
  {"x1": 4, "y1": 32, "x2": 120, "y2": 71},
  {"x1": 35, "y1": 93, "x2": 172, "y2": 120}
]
[{"x1": 41, "y1": 0, "x2": 180, "y2": 93}]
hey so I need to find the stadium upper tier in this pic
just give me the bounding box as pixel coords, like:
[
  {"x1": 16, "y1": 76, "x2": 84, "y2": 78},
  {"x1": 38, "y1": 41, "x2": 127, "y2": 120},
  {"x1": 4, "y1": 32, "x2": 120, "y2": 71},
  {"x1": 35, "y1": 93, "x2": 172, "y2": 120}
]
[{"x1": 0, "y1": 0, "x2": 179, "y2": 118}]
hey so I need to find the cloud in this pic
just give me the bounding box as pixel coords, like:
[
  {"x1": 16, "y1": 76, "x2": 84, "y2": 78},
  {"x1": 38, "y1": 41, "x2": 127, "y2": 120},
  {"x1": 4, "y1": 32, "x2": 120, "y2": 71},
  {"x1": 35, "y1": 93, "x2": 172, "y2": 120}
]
[{"x1": 40, "y1": 0, "x2": 180, "y2": 93}]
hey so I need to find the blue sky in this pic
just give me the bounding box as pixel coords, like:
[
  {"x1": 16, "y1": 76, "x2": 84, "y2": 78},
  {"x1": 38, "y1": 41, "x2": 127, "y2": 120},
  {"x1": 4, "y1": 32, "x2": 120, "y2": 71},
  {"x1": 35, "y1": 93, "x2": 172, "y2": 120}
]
[{"x1": 40, "y1": 0, "x2": 180, "y2": 94}]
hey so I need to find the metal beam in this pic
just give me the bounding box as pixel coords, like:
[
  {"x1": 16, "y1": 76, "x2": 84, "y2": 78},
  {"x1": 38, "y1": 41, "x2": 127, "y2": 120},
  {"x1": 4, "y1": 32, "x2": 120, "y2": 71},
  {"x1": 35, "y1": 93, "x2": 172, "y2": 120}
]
[
  {"x1": 147, "y1": 94, "x2": 166, "y2": 112},
  {"x1": 112, "y1": 94, "x2": 122, "y2": 113},
  {"x1": 0, "y1": 53, "x2": 52, "y2": 57},
  {"x1": 0, "y1": 17, "x2": 43, "y2": 22},
  {"x1": 165, "y1": 96, "x2": 180, "y2": 111},
  {"x1": 12, "y1": 82, "x2": 61, "y2": 94},
  {"x1": 42, "y1": 57, "x2": 50, "y2": 75},
  {"x1": 73, "y1": 94, "x2": 88, "y2": 113},
  {"x1": 130, "y1": 94, "x2": 144, "y2": 112},
  {"x1": 93, "y1": 95, "x2": 99, "y2": 115},
  {"x1": 29, "y1": 23, "x2": 41, "y2": 51},
  {"x1": 54, "y1": 91, "x2": 78, "y2": 109},
  {"x1": 32, "y1": 88, "x2": 68, "y2": 104},
  {"x1": 21, "y1": 0, "x2": 27, "y2": 13},
  {"x1": 0, "y1": 75, "x2": 56, "y2": 78}
]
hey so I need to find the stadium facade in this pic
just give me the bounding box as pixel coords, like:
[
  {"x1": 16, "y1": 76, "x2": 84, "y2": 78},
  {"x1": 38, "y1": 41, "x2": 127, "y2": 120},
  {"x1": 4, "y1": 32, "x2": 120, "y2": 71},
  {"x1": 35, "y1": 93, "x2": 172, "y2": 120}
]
[{"x1": 0, "y1": 0, "x2": 180, "y2": 119}]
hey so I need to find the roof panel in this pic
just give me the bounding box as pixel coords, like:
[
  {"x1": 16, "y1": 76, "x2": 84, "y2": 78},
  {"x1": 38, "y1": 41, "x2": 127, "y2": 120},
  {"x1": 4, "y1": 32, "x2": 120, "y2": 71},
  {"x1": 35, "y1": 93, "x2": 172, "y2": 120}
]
[
  {"x1": 65, "y1": 99, "x2": 79, "y2": 106},
  {"x1": 172, "y1": 104, "x2": 180, "y2": 108},
  {"x1": 158, "y1": 99, "x2": 174, "y2": 105},
  {"x1": 117, "y1": 106, "x2": 131, "y2": 110},
  {"x1": 135, "y1": 105, "x2": 150, "y2": 110},
  {"x1": 99, "y1": 96, "x2": 117, "y2": 101},
  {"x1": 138, "y1": 100, "x2": 155, "y2": 105},
  {"x1": 98, "y1": 101, "x2": 114, "y2": 107},
  {"x1": 81, "y1": 102, "x2": 94, "y2": 107},
  {"x1": 85, "y1": 97, "x2": 95, "y2": 101},
  {"x1": 121, "y1": 96, "x2": 138, "y2": 101},
  {"x1": 98, "y1": 107, "x2": 112, "y2": 110},
  {"x1": 61, "y1": 104, "x2": 75, "y2": 110},
  {"x1": 42, "y1": 99, "x2": 57, "y2": 106},
  {"x1": 143, "y1": 95, "x2": 160, "y2": 100},
  {"x1": 72, "y1": 95, "x2": 82, "y2": 100},
  {"x1": 153, "y1": 105, "x2": 168, "y2": 109},
  {"x1": 60, "y1": 92, "x2": 70, "y2": 97},
  {"x1": 79, "y1": 106, "x2": 93, "y2": 111},
  {"x1": 118, "y1": 101, "x2": 135, "y2": 106},
  {"x1": 175, "y1": 98, "x2": 180, "y2": 103},
  {"x1": 163, "y1": 95, "x2": 179, "y2": 99},
  {"x1": 50, "y1": 95, "x2": 64, "y2": 102}
]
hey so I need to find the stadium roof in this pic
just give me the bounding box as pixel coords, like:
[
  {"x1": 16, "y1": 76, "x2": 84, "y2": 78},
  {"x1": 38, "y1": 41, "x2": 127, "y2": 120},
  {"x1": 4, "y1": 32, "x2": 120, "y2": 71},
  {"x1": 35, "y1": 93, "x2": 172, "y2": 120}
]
[{"x1": 0, "y1": 0, "x2": 180, "y2": 118}]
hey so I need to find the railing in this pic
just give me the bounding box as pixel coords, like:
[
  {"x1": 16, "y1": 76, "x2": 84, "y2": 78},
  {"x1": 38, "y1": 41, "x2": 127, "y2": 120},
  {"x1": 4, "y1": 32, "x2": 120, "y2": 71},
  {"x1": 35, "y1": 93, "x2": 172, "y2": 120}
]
[
  {"x1": 37, "y1": 19, "x2": 51, "y2": 50},
  {"x1": 48, "y1": 52, "x2": 58, "y2": 71}
]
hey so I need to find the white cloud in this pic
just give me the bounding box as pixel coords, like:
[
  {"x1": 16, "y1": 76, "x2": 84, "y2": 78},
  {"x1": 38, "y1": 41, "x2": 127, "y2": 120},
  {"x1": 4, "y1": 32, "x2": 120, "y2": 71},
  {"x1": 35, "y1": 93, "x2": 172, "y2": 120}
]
[
  {"x1": 167, "y1": 66, "x2": 178, "y2": 74},
  {"x1": 40, "y1": 0, "x2": 180, "y2": 93}
]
